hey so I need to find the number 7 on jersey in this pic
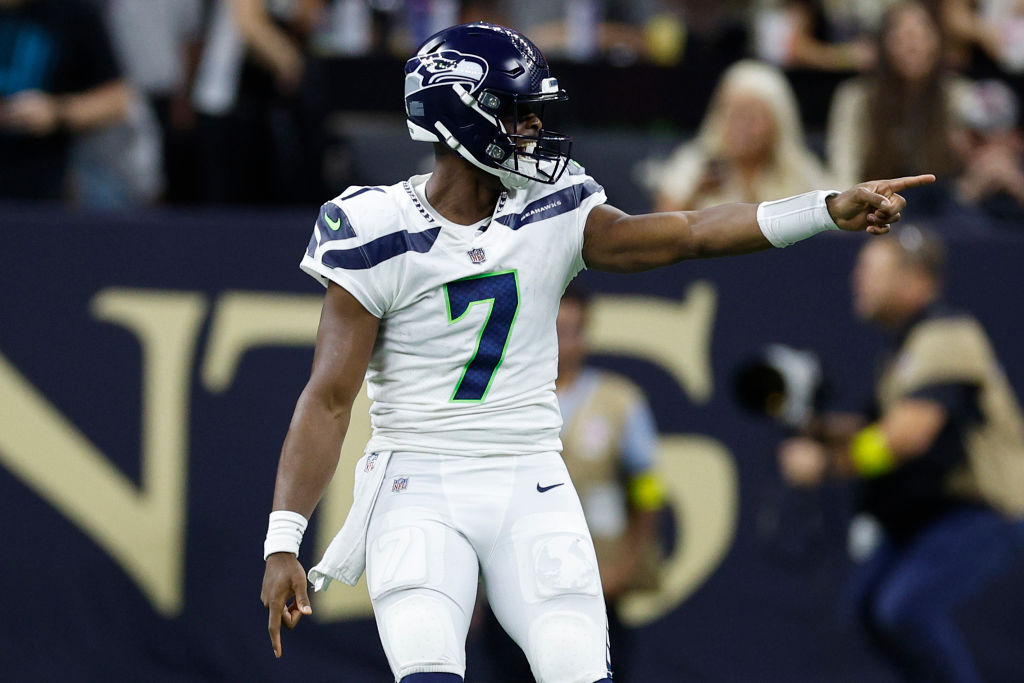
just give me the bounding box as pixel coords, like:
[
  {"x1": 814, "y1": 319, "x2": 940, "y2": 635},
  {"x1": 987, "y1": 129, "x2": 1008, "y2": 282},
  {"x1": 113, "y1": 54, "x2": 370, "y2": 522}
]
[{"x1": 444, "y1": 270, "x2": 520, "y2": 402}]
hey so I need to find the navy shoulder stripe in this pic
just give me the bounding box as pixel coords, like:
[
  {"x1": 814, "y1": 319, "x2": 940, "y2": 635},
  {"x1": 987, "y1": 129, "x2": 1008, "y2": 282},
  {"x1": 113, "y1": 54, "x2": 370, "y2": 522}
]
[
  {"x1": 316, "y1": 202, "x2": 357, "y2": 242},
  {"x1": 495, "y1": 178, "x2": 603, "y2": 231},
  {"x1": 321, "y1": 227, "x2": 441, "y2": 270},
  {"x1": 340, "y1": 186, "x2": 386, "y2": 201}
]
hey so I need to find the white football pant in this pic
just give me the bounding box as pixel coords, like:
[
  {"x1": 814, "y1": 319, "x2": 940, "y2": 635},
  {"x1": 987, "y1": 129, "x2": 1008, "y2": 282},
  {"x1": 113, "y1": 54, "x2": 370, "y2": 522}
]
[{"x1": 365, "y1": 451, "x2": 611, "y2": 683}]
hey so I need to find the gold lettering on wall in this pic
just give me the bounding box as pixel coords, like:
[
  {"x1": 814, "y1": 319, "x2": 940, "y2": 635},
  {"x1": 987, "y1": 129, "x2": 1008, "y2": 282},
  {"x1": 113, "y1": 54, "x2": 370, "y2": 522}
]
[
  {"x1": 0, "y1": 289, "x2": 206, "y2": 616},
  {"x1": 0, "y1": 283, "x2": 735, "y2": 624},
  {"x1": 588, "y1": 282, "x2": 717, "y2": 404},
  {"x1": 619, "y1": 435, "x2": 739, "y2": 626},
  {"x1": 202, "y1": 292, "x2": 324, "y2": 392},
  {"x1": 589, "y1": 284, "x2": 738, "y2": 624}
]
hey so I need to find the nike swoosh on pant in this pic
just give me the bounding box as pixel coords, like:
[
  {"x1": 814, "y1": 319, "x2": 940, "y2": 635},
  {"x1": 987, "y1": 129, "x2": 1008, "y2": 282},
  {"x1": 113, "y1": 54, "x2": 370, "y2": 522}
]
[{"x1": 536, "y1": 483, "x2": 565, "y2": 493}]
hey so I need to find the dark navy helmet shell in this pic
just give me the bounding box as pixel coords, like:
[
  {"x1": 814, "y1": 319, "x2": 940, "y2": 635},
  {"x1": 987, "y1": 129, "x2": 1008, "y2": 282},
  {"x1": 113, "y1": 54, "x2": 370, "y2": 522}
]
[{"x1": 404, "y1": 22, "x2": 572, "y2": 189}]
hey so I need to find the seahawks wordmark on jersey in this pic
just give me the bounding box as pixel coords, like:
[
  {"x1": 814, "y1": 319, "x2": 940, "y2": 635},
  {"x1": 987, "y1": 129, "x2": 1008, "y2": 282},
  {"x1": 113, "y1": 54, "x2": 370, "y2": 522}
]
[{"x1": 300, "y1": 164, "x2": 606, "y2": 456}]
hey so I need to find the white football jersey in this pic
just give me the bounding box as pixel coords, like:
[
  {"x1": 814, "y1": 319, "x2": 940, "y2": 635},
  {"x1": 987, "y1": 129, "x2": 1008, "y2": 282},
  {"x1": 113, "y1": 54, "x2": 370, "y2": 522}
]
[{"x1": 300, "y1": 164, "x2": 607, "y2": 456}]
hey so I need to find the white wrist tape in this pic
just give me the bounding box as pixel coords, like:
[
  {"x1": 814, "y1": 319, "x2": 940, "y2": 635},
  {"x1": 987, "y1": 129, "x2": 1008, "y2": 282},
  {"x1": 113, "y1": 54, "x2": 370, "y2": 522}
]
[
  {"x1": 756, "y1": 190, "x2": 841, "y2": 248},
  {"x1": 263, "y1": 510, "x2": 308, "y2": 560}
]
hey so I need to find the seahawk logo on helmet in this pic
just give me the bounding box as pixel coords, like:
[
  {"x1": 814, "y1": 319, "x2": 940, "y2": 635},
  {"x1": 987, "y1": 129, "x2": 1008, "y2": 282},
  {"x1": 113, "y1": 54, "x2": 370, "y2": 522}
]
[
  {"x1": 404, "y1": 22, "x2": 572, "y2": 190},
  {"x1": 408, "y1": 50, "x2": 488, "y2": 90}
]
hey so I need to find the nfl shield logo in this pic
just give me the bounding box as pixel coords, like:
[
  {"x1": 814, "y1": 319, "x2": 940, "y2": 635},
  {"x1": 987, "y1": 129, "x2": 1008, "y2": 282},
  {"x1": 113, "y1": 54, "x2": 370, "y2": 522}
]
[
  {"x1": 364, "y1": 452, "x2": 379, "y2": 472},
  {"x1": 392, "y1": 476, "x2": 409, "y2": 493},
  {"x1": 467, "y1": 247, "x2": 486, "y2": 264}
]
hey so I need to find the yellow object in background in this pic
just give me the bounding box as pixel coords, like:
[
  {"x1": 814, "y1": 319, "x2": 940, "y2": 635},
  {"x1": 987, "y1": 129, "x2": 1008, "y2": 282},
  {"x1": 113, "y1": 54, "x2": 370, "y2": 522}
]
[
  {"x1": 850, "y1": 423, "x2": 896, "y2": 478},
  {"x1": 645, "y1": 15, "x2": 686, "y2": 66}
]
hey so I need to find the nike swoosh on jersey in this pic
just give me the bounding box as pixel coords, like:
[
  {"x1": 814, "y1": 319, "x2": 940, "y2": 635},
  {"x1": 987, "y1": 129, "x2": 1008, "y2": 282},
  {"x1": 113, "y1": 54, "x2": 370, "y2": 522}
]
[
  {"x1": 536, "y1": 482, "x2": 565, "y2": 493},
  {"x1": 316, "y1": 201, "x2": 356, "y2": 240}
]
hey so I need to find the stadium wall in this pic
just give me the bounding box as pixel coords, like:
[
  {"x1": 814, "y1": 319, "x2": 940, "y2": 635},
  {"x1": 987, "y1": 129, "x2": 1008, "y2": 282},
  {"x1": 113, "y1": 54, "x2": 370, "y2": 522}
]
[{"x1": 2, "y1": 204, "x2": 1023, "y2": 682}]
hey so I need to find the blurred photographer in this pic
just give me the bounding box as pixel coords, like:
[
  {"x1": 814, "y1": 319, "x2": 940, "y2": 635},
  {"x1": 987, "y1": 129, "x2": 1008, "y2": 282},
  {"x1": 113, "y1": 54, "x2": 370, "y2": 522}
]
[{"x1": 777, "y1": 227, "x2": 1024, "y2": 683}]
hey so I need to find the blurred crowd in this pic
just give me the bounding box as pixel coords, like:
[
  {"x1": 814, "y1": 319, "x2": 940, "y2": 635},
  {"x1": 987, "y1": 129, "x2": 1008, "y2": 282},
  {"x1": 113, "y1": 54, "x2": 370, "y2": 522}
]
[{"x1": 2, "y1": 0, "x2": 1024, "y2": 228}]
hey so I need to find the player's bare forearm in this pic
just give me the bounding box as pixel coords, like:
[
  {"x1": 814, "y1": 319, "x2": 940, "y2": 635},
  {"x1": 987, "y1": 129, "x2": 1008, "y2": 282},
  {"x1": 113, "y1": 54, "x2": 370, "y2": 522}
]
[
  {"x1": 271, "y1": 282, "x2": 380, "y2": 517},
  {"x1": 271, "y1": 393, "x2": 352, "y2": 518},
  {"x1": 262, "y1": 283, "x2": 378, "y2": 658},
  {"x1": 583, "y1": 203, "x2": 767, "y2": 272},
  {"x1": 583, "y1": 175, "x2": 936, "y2": 273}
]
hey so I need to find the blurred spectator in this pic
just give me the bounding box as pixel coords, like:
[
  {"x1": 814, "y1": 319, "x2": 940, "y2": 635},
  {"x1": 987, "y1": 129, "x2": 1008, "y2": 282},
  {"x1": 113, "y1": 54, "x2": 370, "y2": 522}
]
[
  {"x1": 665, "y1": 0, "x2": 749, "y2": 69},
  {"x1": 312, "y1": 0, "x2": 384, "y2": 56},
  {"x1": 403, "y1": 0, "x2": 461, "y2": 51},
  {"x1": 752, "y1": 0, "x2": 891, "y2": 72},
  {"x1": 653, "y1": 60, "x2": 829, "y2": 211},
  {"x1": 0, "y1": 0, "x2": 129, "y2": 200},
  {"x1": 314, "y1": 0, "x2": 461, "y2": 58},
  {"x1": 191, "y1": 0, "x2": 326, "y2": 204},
  {"x1": 104, "y1": 0, "x2": 205, "y2": 203},
  {"x1": 778, "y1": 227, "x2": 1024, "y2": 683},
  {"x1": 68, "y1": 93, "x2": 163, "y2": 208},
  {"x1": 460, "y1": 0, "x2": 508, "y2": 26},
  {"x1": 501, "y1": 0, "x2": 688, "y2": 65},
  {"x1": 826, "y1": 1, "x2": 963, "y2": 190},
  {"x1": 953, "y1": 78, "x2": 1024, "y2": 223},
  {"x1": 942, "y1": 0, "x2": 1024, "y2": 76}
]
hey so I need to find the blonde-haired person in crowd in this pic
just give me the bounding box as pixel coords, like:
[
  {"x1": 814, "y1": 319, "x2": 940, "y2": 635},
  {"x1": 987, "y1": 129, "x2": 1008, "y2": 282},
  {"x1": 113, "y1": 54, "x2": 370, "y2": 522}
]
[
  {"x1": 826, "y1": 0, "x2": 964, "y2": 190},
  {"x1": 654, "y1": 59, "x2": 831, "y2": 212}
]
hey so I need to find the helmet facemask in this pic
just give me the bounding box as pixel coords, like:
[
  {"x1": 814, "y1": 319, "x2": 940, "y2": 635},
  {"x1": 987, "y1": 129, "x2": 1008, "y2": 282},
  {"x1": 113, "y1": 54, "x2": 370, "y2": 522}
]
[{"x1": 479, "y1": 89, "x2": 572, "y2": 187}]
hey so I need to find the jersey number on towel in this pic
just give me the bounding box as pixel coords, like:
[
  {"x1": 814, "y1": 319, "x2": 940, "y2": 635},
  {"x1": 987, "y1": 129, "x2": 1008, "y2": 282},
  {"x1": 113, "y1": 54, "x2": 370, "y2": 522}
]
[{"x1": 444, "y1": 270, "x2": 520, "y2": 402}]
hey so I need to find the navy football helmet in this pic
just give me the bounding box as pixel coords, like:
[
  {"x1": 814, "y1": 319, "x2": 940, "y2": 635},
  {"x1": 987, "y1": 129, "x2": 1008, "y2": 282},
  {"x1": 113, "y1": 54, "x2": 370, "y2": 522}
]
[{"x1": 404, "y1": 22, "x2": 572, "y2": 189}]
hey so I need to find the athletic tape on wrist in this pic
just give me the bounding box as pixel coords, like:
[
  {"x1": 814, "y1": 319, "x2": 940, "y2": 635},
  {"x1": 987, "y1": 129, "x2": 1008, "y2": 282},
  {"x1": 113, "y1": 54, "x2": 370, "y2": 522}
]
[
  {"x1": 756, "y1": 190, "x2": 840, "y2": 248},
  {"x1": 263, "y1": 510, "x2": 308, "y2": 560}
]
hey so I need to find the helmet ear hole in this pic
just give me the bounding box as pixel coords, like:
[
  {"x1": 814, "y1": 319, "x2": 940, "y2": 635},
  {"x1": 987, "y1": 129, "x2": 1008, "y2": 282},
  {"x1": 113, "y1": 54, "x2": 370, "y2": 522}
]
[{"x1": 479, "y1": 92, "x2": 502, "y2": 111}]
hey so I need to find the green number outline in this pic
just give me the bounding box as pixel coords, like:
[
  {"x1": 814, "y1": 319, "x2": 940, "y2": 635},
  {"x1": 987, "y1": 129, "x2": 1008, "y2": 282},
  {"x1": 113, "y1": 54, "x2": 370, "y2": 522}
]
[{"x1": 443, "y1": 269, "x2": 521, "y2": 403}]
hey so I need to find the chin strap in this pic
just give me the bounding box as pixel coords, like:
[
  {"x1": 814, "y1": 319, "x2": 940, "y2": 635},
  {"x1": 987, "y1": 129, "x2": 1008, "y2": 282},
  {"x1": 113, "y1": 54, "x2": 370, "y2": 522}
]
[
  {"x1": 451, "y1": 84, "x2": 535, "y2": 189},
  {"x1": 433, "y1": 120, "x2": 531, "y2": 190}
]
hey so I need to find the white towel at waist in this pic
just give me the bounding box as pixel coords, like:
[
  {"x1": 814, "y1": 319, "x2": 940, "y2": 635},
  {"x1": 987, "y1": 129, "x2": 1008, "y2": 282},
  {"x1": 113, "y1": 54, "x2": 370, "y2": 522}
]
[{"x1": 307, "y1": 450, "x2": 392, "y2": 591}]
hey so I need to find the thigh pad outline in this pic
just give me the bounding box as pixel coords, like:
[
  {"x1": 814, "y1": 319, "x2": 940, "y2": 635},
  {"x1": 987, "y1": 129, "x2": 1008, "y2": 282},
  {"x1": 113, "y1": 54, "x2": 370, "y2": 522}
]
[
  {"x1": 510, "y1": 512, "x2": 600, "y2": 603},
  {"x1": 367, "y1": 509, "x2": 448, "y2": 600}
]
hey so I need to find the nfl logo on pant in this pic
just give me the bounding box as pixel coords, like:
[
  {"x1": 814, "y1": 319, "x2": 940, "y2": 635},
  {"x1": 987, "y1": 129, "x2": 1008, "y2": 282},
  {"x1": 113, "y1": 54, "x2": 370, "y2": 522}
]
[
  {"x1": 392, "y1": 476, "x2": 409, "y2": 492},
  {"x1": 365, "y1": 452, "x2": 379, "y2": 472}
]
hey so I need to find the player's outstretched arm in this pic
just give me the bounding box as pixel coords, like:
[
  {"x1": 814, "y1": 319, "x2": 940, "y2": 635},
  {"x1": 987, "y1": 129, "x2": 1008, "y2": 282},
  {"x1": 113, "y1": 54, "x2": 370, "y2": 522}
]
[
  {"x1": 582, "y1": 175, "x2": 936, "y2": 273},
  {"x1": 260, "y1": 282, "x2": 380, "y2": 658}
]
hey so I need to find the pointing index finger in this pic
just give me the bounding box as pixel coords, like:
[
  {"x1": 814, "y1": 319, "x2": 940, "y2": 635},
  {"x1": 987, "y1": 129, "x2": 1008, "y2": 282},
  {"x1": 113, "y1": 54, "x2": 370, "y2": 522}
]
[
  {"x1": 884, "y1": 174, "x2": 936, "y2": 193},
  {"x1": 269, "y1": 600, "x2": 284, "y2": 658}
]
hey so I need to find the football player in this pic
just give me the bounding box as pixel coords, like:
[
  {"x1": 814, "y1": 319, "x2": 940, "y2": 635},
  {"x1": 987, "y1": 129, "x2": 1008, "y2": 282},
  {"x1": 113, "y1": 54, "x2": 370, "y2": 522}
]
[{"x1": 260, "y1": 21, "x2": 933, "y2": 683}]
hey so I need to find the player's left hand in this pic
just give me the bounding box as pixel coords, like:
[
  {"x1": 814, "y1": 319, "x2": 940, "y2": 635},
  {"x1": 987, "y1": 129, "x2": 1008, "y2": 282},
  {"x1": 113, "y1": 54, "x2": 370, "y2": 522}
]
[
  {"x1": 261, "y1": 552, "x2": 313, "y2": 658},
  {"x1": 826, "y1": 174, "x2": 936, "y2": 234}
]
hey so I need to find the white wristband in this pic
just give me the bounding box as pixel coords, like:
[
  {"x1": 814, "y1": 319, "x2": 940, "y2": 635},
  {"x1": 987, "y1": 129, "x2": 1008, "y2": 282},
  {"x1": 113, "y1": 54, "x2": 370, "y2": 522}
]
[
  {"x1": 263, "y1": 510, "x2": 308, "y2": 560},
  {"x1": 756, "y1": 190, "x2": 841, "y2": 248}
]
